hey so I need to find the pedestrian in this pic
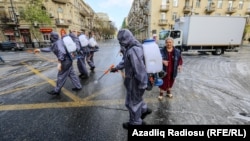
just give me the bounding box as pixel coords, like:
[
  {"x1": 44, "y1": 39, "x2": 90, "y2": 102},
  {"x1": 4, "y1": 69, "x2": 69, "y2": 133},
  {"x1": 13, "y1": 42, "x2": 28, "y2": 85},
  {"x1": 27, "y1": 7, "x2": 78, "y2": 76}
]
[
  {"x1": 86, "y1": 31, "x2": 98, "y2": 71},
  {"x1": 110, "y1": 29, "x2": 152, "y2": 129},
  {"x1": 158, "y1": 37, "x2": 183, "y2": 100},
  {"x1": 77, "y1": 29, "x2": 89, "y2": 79},
  {"x1": 34, "y1": 31, "x2": 82, "y2": 95},
  {"x1": 0, "y1": 55, "x2": 5, "y2": 63}
]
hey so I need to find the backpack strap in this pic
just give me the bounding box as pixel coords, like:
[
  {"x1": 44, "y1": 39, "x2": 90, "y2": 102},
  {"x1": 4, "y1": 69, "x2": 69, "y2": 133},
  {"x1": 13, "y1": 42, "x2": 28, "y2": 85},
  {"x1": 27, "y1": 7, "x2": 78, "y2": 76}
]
[{"x1": 62, "y1": 42, "x2": 73, "y2": 61}]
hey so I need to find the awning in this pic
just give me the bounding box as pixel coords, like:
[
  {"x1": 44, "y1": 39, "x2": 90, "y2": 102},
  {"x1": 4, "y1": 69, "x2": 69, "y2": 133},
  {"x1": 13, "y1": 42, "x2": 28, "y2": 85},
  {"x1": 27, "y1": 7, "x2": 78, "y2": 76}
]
[
  {"x1": 4, "y1": 29, "x2": 14, "y2": 35},
  {"x1": 40, "y1": 28, "x2": 53, "y2": 33}
]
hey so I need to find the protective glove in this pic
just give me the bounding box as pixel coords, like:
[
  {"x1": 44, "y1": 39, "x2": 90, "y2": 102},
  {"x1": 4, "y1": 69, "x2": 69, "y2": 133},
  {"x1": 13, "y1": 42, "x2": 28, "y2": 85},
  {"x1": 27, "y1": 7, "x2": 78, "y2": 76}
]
[
  {"x1": 110, "y1": 68, "x2": 118, "y2": 73},
  {"x1": 57, "y1": 63, "x2": 62, "y2": 71},
  {"x1": 139, "y1": 83, "x2": 148, "y2": 90}
]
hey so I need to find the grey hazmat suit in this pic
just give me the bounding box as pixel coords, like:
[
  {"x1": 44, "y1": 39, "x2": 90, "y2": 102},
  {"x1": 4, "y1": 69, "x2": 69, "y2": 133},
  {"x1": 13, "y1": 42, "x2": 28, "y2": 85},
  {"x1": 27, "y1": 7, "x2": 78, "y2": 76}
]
[
  {"x1": 86, "y1": 34, "x2": 97, "y2": 70},
  {"x1": 74, "y1": 33, "x2": 89, "y2": 78},
  {"x1": 41, "y1": 31, "x2": 82, "y2": 94},
  {"x1": 114, "y1": 29, "x2": 149, "y2": 125}
]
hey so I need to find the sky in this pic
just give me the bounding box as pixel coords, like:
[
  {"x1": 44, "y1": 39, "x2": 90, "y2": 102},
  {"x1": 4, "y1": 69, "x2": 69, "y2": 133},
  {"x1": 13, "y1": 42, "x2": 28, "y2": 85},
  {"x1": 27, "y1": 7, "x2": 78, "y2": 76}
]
[{"x1": 84, "y1": 0, "x2": 133, "y2": 29}]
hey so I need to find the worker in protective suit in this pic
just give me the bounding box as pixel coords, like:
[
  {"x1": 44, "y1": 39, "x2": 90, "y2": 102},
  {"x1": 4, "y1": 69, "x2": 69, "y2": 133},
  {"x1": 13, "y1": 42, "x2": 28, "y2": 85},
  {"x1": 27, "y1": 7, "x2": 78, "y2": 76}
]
[
  {"x1": 86, "y1": 31, "x2": 97, "y2": 71},
  {"x1": 76, "y1": 30, "x2": 89, "y2": 79},
  {"x1": 34, "y1": 31, "x2": 82, "y2": 95},
  {"x1": 110, "y1": 29, "x2": 152, "y2": 129}
]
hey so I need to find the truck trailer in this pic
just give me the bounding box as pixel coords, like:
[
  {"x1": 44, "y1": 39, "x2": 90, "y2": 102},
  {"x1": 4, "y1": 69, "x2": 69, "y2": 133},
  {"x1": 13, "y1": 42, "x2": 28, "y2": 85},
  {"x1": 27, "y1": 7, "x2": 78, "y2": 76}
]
[{"x1": 158, "y1": 16, "x2": 246, "y2": 55}]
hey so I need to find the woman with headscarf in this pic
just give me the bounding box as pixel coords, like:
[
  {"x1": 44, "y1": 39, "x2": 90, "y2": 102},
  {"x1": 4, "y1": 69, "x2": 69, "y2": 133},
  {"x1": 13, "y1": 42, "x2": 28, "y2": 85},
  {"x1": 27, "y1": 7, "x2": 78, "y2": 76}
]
[{"x1": 158, "y1": 37, "x2": 183, "y2": 100}]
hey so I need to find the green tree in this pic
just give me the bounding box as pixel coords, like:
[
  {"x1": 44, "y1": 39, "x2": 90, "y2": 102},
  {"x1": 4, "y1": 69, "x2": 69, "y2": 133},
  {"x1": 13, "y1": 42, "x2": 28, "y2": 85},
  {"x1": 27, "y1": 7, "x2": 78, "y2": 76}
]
[
  {"x1": 95, "y1": 20, "x2": 116, "y2": 39},
  {"x1": 121, "y1": 18, "x2": 127, "y2": 29},
  {"x1": 20, "y1": 0, "x2": 52, "y2": 41}
]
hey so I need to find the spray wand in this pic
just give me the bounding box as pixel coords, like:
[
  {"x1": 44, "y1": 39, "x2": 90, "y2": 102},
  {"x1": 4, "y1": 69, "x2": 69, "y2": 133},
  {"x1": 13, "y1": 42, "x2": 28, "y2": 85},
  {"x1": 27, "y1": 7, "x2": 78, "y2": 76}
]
[{"x1": 94, "y1": 64, "x2": 115, "y2": 84}]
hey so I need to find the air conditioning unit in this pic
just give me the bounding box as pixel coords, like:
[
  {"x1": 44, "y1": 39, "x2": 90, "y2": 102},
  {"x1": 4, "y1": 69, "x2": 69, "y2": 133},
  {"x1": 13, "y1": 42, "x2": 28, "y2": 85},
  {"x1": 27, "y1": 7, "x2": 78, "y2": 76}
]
[
  {"x1": 59, "y1": 19, "x2": 64, "y2": 24},
  {"x1": 34, "y1": 21, "x2": 38, "y2": 27},
  {"x1": 56, "y1": 19, "x2": 64, "y2": 24},
  {"x1": 49, "y1": 13, "x2": 54, "y2": 18},
  {"x1": 15, "y1": 12, "x2": 20, "y2": 16}
]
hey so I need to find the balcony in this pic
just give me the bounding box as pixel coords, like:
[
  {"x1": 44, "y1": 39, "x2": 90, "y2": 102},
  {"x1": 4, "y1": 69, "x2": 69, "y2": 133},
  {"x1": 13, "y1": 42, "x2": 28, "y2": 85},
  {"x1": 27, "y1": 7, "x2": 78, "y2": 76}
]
[
  {"x1": 160, "y1": 5, "x2": 169, "y2": 12},
  {"x1": 55, "y1": 18, "x2": 70, "y2": 27},
  {"x1": 79, "y1": 9, "x2": 89, "y2": 17},
  {"x1": 139, "y1": 0, "x2": 145, "y2": 8},
  {"x1": 183, "y1": 5, "x2": 191, "y2": 13},
  {"x1": 158, "y1": 19, "x2": 167, "y2": 26},
  {"x1": 246, "y1": 8, "x2": 250, "y2": 14},
  {"x1": 52, "y1": 0, "x2": 68, "y2": 4},
  {"x1": 226, "y1": 7, "x2": 237, "y2": 14},
  {"x1": 205, "y1": 6, "x2": 215, "y2": 13}
]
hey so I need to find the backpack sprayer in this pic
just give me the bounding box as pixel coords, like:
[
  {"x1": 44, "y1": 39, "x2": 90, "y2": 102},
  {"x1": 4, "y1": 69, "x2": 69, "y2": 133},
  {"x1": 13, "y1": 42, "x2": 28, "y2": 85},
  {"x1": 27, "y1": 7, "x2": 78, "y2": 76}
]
[{"x1": 94, "y1": 64, "x2": 114, "y2": 84}]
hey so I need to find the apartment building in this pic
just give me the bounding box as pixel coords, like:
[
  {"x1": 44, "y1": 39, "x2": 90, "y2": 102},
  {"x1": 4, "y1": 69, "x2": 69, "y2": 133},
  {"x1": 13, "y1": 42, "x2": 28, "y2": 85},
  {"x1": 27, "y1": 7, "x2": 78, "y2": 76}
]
[
  {"x1": 0, "y1": 0, "x2": 106, "y2": 47},
  {"x1": 127, "y1": 0, "x2": 250, "y2": 42}
]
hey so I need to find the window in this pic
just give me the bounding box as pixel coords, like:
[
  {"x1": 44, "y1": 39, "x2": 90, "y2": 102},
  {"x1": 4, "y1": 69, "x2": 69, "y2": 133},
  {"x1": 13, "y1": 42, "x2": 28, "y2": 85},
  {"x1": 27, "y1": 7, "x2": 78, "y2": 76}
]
[
  {"x1": 159, "y1": 30, "x2": 170, "y2": 40},
  {"x1": 170, "y1": 31, "x2": 181, "y2": 39},
  {"x1": 217, "y1": 0, "x2": 223, "y2": 9},
  {"x1": 43, "y1": 33, "x2": 50, "y2": 41},
  {"x1": 57, "y1": 7, "x2": 63, "y2": 13},
  {"x1": 172, "y1": 12, "x2": 177, "y2": 21},
  {"x1": 228, "y1": 1, "x2": 233, "y2": 9},
  {"x1": 185, "y1": 0, "x2": 190, "y2": 7},
  {"x1": 161, "y1": 13, "x2": 166, "y2": 20},
  {"x1": 195, "y1": 0, "x2": 201, "y2": 8},
  {"x1": 162, "y1": 0, "x2": 167, "y2": 5},
  {"x1": 239, "y1": 0, "x2": 244, "y2": 10},
  {"x1": 173, "y1": 0, "x2": 178, "y2": 7},
  {"x1": 208, "y1": 0, "x2": 213, "y2": 7}
]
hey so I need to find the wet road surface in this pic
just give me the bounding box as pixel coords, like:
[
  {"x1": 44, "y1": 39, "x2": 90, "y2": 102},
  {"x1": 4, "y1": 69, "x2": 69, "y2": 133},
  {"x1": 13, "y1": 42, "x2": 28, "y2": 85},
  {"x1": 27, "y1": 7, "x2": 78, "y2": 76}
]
[{"x1": 0, "y1": 40, "x2": 250, "y2": 141}]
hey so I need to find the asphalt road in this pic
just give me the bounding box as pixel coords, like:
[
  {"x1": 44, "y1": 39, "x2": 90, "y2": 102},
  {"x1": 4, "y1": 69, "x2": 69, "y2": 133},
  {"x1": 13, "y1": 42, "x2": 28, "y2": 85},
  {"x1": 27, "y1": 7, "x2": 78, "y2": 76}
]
[{"x1": 0, "y1": 40, "x2": 250, "y2": 141}]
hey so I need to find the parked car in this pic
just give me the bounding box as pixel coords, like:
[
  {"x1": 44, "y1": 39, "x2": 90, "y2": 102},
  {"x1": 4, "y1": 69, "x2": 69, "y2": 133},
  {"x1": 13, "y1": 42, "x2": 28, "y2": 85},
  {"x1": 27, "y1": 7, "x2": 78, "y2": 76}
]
[{"x1": 0, "y1": 41, "x2": 25, "y2": 51}]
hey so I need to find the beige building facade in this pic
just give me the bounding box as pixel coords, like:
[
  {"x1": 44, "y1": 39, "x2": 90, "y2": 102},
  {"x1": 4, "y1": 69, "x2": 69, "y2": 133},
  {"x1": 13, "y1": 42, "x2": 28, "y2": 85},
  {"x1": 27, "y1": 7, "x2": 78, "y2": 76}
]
[
  {"x1": 127, "y1": 0, "x2": 250, "y2": 42},
  {"x1": 0, "y1": 0, "x2": 109, "y2": 47}
]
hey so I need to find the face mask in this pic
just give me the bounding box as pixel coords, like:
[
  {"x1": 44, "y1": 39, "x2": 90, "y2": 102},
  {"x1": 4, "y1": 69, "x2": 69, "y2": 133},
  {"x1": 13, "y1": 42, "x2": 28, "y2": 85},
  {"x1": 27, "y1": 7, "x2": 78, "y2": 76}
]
[{"x1": 119, "y1": 42, "x2": 127, "y2": 47}]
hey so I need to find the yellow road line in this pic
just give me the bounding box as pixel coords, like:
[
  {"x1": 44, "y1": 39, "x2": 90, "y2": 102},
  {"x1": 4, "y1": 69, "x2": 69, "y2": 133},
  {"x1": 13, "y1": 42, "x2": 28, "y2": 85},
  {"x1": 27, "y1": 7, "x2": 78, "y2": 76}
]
[
  {"x1": 22, "y1": 62, "x2": 82, "y2": 102},
  {"x1": 0, "y1": 65, "x2": 54, "y2": 79},
  {"x1": 0, "y1": 98, "x2": 159, "y2": 111},
  {"x1": 0, "y1": 81, "x2": 49, "y2": 96}
]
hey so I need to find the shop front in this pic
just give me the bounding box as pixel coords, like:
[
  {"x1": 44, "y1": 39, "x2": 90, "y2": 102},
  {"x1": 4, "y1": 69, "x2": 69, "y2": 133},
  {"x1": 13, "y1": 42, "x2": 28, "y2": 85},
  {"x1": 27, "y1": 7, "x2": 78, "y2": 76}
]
[
  {"x1": 3, "y1": 29, "x2": 15, "y2": 41},
  {"x1": 39, "y1": 27, "x2": 53, "y2": 48}
]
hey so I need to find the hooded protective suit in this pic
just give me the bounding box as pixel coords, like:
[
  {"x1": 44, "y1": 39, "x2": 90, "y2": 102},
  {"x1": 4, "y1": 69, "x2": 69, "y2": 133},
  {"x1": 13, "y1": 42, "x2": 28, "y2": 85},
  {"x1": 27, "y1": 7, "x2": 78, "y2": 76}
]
[
  {"x1": 41, "y1": 31, "x2": 82, "y2": 93},
  {"x1": 115, "y1": 29, "x2": 149, "y2": 125},
  {"x1": 86, "y1": 32, "x2": 96, "y2": 70},
  {"x1": 69, "y1": 32, "x2": 89, "y2": 78}
]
